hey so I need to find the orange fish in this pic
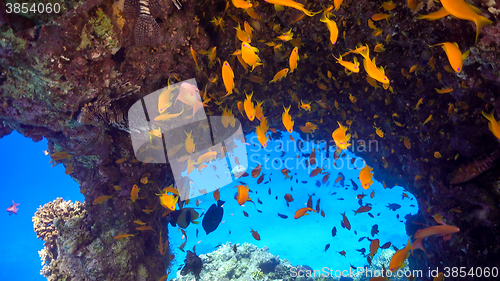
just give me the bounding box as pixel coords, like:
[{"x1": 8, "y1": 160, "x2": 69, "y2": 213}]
[
  {"x1": 130, "y1": 184, "x2": 140, "y2": 202},
  {"x1": 359, "y1": 164, "x2": 374, "y2": 190},
  {"x1": 353, "y1": 205, "x2": 372, "y2": 215},
  {"x1": 114, "y1": 233, "x2": 134, "y2": 240},
  {"x1": 332, "y1": 122, "x2": 351, "y2": 150},
  {"x1": 389, "y1": 236, "x2": 412, "y2": 271},
  {"x1": 213, "y1": 189, "x2": 220, "y2": 201},
  {"x1": 368, "y1": 238, "x2": 380, "y2": 258},
  {"x1": 282, "y1": 105, "x2": 294, "y2": 133},
  {"x1": 310, "y1": 167, "x2": 323, "y2": 177},
  {"x1": 250, "y1": 228, "x2": 261, "y2": 240},
  {"x1": 251, "y1": 165, "x2": 262, "y2": 178},
  {"x1": 294, "y1": 207, "x2": 316, "y2": 219},
  {"x1": 93, "y1": 195, "x2": 112, "y2": 205},
  {"x1": 244, "y1": 92, "x2": 256, "y2": 121},
  {"x1": 236, "y1": 184, "x2": 250, "y2": 205}
]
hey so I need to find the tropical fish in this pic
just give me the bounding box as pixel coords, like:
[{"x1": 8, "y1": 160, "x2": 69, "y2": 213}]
[
  {"x1": 130, "y1": 185, "x2": 140, "y2": 202},
  {"x1": 6, "y1": 200, "x2": 20, "y2": 215},
  {"x1": 174, "y1": 82, "x2": 203, "y2": 117},
  {"x1": 320, "y1": 13, "x2": 339, "y2": 45},
  {"x1": 232, "y1": 0, "x2": 252, "y2": 9},
  {"x1": 430, "y1": 42, "x2": 468, "y2": 73},
  {"x1": 114, "y1": 233, "x2": 134, "y2": 240},
  {"x1": 359, "y1": 164, "x2": 374, "y2": 189},
  {"x1": 282, "y1": 105, "x2": 294, "y2": 133},
  {"x1": 158, "y1": 191, "x2": 178, "y2": 211},
  {"x1": 439, "y1": 0, "x2": 492, "y2": 43},
  {"x1": 368, "y1": 239, "x2": 380, "y2": 258},
  {"x1": 166, "y1": 208, "x2": 200, "y2": 229},
  {"x1": 241, "y1": 42, "x2": 263, "y2": 71},
  {"x1": 294, "y1": 207, "x2": 316, "y2": 219},
  {"x1": 184, "y1": 131, "x2": 195, "y2": 154},
  {"x1": 289, "y1": 47, "x2": 299, "y2": 73},
  {"x1": 93, "y1": 195, "x2": 112, "y2": 205},
  {"x1": 222, "y1": 61, "x2": 235, "y2": 95},
  {"x1": 264, "y1": 0, "x2": 321, "y2": 16},
  {"x1": 244, "y1": 92, "x2": 256, "y2": 121},
  {"x1": 386, "y1": 203, "x2": 401, "y2": 211},
  {"x1": 202, "y1": 200, "x2": 224, "y2": 234},
  {"x1": 333, "y1": 55, "x2": 359, "y2": 73},
  {"x1": 256, "y1": 126, "x2": 269, "y2": 147},
  {"x1": 270, "y1": 68, "x2": 289, "y2": 83},
  {"x1": 332, "y1": 122, "x2": 351, "y2": 150},
  {"x1": 236, "y1": 184, "x2": 250, "y2": 205},
  {"x1": 341, "y1": 212, "x2": 351, "y2": 230},
  {"x1": 358, "y1": 45, "x2": 389, "y2": 86},
  {"x1": 250, "y1": 228, "x2": 261, "y2": 240},
  {"x1": 389, "y1": 236, "x2": 412, "y2": 271},
  {"x1": 482, "y1": 110, "x2": 500, "y2": 139},
  {"x1": 417, "y1": 8, "x2": 450, "y2": 21}
]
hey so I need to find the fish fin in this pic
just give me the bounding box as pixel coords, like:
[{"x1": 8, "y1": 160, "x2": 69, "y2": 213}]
[{"x1": 134, "y1": 14, "x2": 163, "y2": 46}]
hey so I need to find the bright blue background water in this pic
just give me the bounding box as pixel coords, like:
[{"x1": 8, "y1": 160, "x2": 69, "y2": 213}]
[
  {"x1": 167, "y1": 130, "x2": 418, "y2": 279},
  {"x1": 0, "y1": 130, "x2": 417, "y2": 280},
  {"x1": 0, "y1": 131, "x2": 83, "y2": 281}
]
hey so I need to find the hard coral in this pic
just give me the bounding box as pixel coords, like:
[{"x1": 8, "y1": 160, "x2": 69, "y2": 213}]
[{"x1": 32, "y1": 197, "x2": 86, "y2": 250}]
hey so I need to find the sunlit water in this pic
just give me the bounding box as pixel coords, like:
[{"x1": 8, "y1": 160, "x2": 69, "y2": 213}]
[{"x1": 168, "y1": 130, "x2": 418, "y2": 279}]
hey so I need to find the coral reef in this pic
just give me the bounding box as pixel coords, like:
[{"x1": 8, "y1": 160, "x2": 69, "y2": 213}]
[
  {"x1": 0, "y1": 0, "x2": 499, "y2": 279},
  {"x1": 171, "y1": 242, "x2": 324, "y2": 281}
]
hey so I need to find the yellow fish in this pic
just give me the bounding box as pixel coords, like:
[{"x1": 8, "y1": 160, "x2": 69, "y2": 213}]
[
  {"x1": 244, "y1": 92, "x2": 256, "y2": 121},
  {"x1": 389, "y1": 236, "x2": 412, "y2": 271},
  {"x1": 154, "y1": 108, "x2": 184, "y2": 121},
  {"x1": 430, "y1": 42, "x2": 468, "y2": 73},
  {"x1": 332, "y1": 55, "x2": 359, "y2": 73},
  {"x1": 222, "y1": 61, "x2": 235, "y2": 95},
  {"x1": 440, "y1": 0, "x2": 492, "y2": 43},
  {"x1": 282, "y1": 105, "x2": 294, "y2": 133},
  {"x1": 157, "y1": 85, "x2": 177, "y2": 114},
  {"x1": 270, "y1": 68, "x2": 289, "y2": 83},
  {"x1": 158, "y1": 192, "x2": 178, "y2": 211},
  {"x1": 482, "y1": 110, "x2": 500, "y2": 140},
  {"x1": 241, "y1": 42, "x2": 263, "y2": 71},
  {"x1": 195, "y1": 151, "x2": 217, "y2": 164},
  {"x1": 256, "y1": 126, "x2": 269, "y2": 147},
  {"x1": 264, "y1": 0, "x2": 321, "y2": 16},
  {"x1": 255, "y1": 100, "x2": 264, "y2": 121},
  {"x1": 320, "y1": 13, "x2": 338, "y2": 45},
  {"x1": 244, "y1": 21, "x2": 253, "y2": 40},
  {"x1": 190, "y1": 46, "x2": 199, "y2": 71},
  {"x1": 289, "y1": 47, "x2": 299, "y2": 73},
  {"x1": 278, "y1": 29, "x2": 293, "y2": 41},
  {"x1": 93, "y1": 195, "x2": 112, "y2": 205},
  {"x1": 232, "y1": 0, "x2": 252, "y2": 9},
  {"x1": 334, "y1": 0, "x2": 343, "y2": 10},
  {"x1": 174, "y1": 82, "x2": 203, "y2": 117},
  {"x1": 130, "y1": 185, "x2": 140, "y2": 202},
  {"x1": 184, "y1": 131, "x2": 195, "y2": 154},
  {"x1": 234, "y1": 23, "x2": 251, "y2": 43},
  {"x1": 417, "y1": 8, "x2": 450, "y2": 21},
  {"x1": 299, "y1": 100, "x2": 311, "y2": 111},
  {"x1": 359, "y1": 164, "x2": 374, "y2": 190},
  {"x1": 374, "y1": 126, "x2": 384, "y2": 138},
  {"x1": 332, "y1": 122, "x2": 351, "y2": 150},
  {"x1": 358, "y1": 45, "x2": 390, "y2": 86},
  {"x1": 260, "y1": 117, "x2": 269, "y2": 132}
]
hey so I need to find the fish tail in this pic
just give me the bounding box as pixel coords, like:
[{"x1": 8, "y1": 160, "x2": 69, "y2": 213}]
[
  {"x1": 134, "y1": 14, "x2": 163, "y2": 46},
  {"x1": 474, "y1": 15, "x2": 493, "y2": 43},
  {"x1": 482, "y1": 110, "x2": 495, "y2": 123}
]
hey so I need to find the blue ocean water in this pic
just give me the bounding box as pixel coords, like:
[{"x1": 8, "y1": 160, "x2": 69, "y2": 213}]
[
  {"x1": 167, "y1": 130, "x2": 418, "y2": 279},
  {"x1": 0, "y1": 131, "x2": 83, "y2": 281},
  {"x1": 1, "y1": 129, "x2": 417, "y2": 280}
]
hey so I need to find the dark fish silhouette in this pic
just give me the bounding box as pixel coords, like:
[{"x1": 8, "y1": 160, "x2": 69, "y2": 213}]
[
  {"x1": 386, "y1": 203, "x2": 401, "y2": 211},
  {"x1": 350, "y1": 179, "x2": 359, "y2": 190},
  {"x1": 202, "y1": 200, "x2": 224, "y2": 235},
  {"x1": 316, "y1": 180, "x2": 321, "y2": 187},
  {"x1": 278, "y1": 213, "x2": 288, "y2": 219},
  {"x1": 371, "y1": 224, "x2": 379, "y2": 237},
  {"x1": 324, "y1": 244, "x2": 331, "y2": 252},
  {"x1": 380, "y1": 242, "x2": 391, "y2": 249},
  {"x1": 332, "y1": 226, "x2": 337, "y2": 237}
]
